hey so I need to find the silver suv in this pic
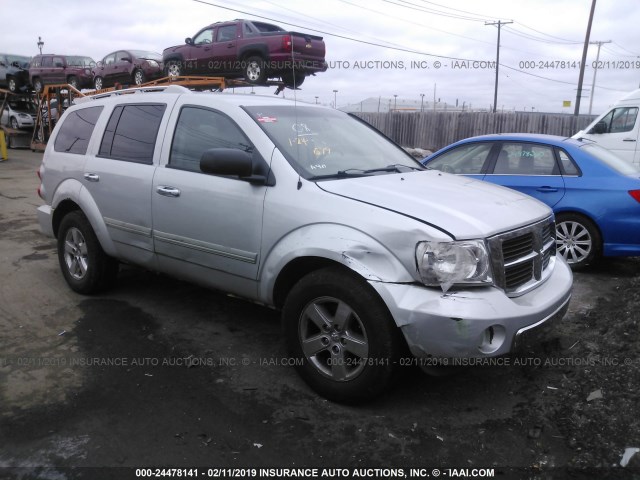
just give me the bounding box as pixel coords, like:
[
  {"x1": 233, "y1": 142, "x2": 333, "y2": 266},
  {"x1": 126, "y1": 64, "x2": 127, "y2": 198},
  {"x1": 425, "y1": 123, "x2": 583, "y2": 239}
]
[{"x1": 37, "y1": 85, "x2": 572, "y2": 403}]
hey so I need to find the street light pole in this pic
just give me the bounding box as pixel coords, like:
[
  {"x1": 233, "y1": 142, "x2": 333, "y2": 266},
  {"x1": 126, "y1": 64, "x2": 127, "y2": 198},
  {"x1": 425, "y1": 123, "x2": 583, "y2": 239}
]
[
  {"x1": 333, "y1": 89, "x2": 338, "y2": 108},
  {"x1": 588, "y1": 40, "x2": 611, "y2": 115},
  {"x1": 420, "y1": 93, "x2": 425, "y2": 113},
  {"x1": 37, "y1": 36, "x2": 44, "y2": 55},
  {"x1": 315, "y1": 96, "x2": 319, "y2": 104},
  {"x1": 394, "y1": 94, "x2": 398, "y2": 111}
]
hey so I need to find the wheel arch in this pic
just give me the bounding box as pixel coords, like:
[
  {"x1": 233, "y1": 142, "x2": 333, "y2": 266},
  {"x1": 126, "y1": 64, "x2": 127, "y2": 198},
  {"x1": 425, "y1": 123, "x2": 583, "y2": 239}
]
[
  {"x1": 554, "y1": 209, "x2": 603, "y2": 241},
  {"x1": 261, "y1": 224, "x2": 414, "y2": 309},
  {"x1": 50, "y1": 180, "x2": 117, "y2": 256},
  {"x1": 238, "y1": 45, "x2": 269, "y2": 62}
]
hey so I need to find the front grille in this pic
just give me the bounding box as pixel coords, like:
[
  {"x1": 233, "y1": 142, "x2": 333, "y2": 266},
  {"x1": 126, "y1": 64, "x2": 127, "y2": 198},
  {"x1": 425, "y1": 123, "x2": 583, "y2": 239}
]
[{"x1": 488, "y1": 217, "x2": 556, "y2": 296}]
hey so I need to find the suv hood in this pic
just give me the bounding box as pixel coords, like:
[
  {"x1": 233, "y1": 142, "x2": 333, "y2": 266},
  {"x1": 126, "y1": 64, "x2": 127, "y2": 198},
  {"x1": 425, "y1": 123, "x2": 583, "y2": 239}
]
[{"x1": 317, "y1": 170, "x2": 551, "y2": 239}]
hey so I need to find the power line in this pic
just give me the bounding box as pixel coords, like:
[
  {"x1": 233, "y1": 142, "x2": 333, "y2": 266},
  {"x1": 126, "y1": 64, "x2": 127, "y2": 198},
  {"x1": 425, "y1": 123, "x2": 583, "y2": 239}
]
[{"x1": 192, "y1": 0, "x2": 626, "y2": 94}]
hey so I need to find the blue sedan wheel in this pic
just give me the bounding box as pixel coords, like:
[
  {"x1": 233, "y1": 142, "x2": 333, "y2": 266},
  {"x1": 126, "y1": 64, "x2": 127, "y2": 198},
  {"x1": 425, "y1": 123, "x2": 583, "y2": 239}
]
[{"x1": 556, "y1": 213, "x2": 601, "y2": 269}]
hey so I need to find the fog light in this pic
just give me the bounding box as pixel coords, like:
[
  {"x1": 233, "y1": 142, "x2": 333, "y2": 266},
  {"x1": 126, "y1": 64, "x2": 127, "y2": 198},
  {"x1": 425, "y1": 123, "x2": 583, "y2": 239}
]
[{"x1": 478, "y1": 325, "x2": 506, "y2": 354}]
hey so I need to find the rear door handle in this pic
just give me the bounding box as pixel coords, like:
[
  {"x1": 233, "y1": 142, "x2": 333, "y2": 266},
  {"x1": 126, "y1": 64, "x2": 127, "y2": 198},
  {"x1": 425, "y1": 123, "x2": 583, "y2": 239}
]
[
  {"x1": 83, "y1": 173, "x2": 99, "y2": 182},
  {"x1": 536, "y1": 186, "x2": 558, "y2": 193},
  {"x1": 623, "y1": 138, "x2": 636, "y2": 142},
  {"x1": 156, "y1": 186, "x2": 181, "y2": 197}
]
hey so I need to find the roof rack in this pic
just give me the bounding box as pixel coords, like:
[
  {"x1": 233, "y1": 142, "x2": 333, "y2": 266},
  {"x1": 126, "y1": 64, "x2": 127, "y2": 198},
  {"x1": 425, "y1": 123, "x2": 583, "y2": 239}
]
[{"x1": 77, "y1": 84, "x2": 189, "y2": 103}]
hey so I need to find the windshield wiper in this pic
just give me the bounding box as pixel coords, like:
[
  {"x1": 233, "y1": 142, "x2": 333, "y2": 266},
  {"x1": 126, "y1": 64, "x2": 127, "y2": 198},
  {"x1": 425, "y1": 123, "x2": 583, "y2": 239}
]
[
  {"x1": 308, "y1": 171, "x2": 371, "y2": 180},
  {"x1": 358, "y1": 164, "x2": 425, "y2": 174}
]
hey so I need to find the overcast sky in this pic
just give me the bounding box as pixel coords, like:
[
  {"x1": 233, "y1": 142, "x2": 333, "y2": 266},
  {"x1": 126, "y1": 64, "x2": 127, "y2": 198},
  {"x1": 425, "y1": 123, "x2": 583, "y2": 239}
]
[{"x1": 3, "y1": 0, "x2": 640, "y2": 113}]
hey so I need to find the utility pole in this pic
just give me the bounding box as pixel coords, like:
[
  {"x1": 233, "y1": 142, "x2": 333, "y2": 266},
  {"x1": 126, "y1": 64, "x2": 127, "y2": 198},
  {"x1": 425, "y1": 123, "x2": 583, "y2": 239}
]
[
  {"x1": 486, "y1": 20, "x2": 512, "y2": 113},
  {"x1": 588, "y1": 40, "x2": 611, "y2": 115},
  {"x1": 574, "y1": 0, "x2": 597, "y2": 115}
]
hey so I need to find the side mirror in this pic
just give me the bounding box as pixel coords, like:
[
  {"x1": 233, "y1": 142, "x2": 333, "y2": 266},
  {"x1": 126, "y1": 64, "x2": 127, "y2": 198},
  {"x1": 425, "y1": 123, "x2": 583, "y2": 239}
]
[
  {"x1": 590, "y1": 121, "x2": 607, "y2": 134},
  {"x1": 200, "y1": 148, "x2": 269, "y2": 185},
  {"x1": 185, "y1": 37, "x2": 193, "y2": 45}
]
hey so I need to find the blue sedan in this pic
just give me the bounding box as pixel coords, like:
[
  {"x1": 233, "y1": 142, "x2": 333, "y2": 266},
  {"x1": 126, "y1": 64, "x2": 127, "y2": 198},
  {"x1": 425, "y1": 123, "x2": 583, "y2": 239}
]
[{"x1": 423, "y1": 134, "x2": 640, "y2": 269}]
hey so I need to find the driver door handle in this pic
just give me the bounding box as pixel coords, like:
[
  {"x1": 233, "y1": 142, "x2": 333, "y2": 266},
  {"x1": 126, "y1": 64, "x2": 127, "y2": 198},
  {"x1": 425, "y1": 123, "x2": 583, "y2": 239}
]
[{"x1": 156, "y1": 186, "x2": 181, "y2": 197}]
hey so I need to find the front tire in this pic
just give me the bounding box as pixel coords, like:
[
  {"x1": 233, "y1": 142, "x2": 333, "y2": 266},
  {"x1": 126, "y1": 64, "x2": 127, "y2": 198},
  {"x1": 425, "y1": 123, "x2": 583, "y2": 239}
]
[
  {"x1": 8, "y1": 76, "x2": 17, "y2": 92},
  {"x1": 555, "y1": 213, "x2": 601, "y2": 270},
  {"x1": 283, "y1": 267, "x2": 402, "y2": 403},
  {"x1": 94, "y1": 76, "x2": 104, "y2": 90},
  {"x1": 10, "y1": 117, "x2": 19, "y2": 129},
  {"x1": 244, "y1": 56, "x2": 267, "y2": 84},
  {"x1": 57, "y1": 211, "x2": 118, "y2": 294}
]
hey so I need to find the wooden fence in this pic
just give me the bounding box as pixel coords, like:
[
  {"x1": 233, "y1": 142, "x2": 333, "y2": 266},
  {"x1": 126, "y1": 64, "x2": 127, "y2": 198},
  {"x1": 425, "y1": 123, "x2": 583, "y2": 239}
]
[{"x1": 353, "y1": 111, "x2": 597, "y2": 151}]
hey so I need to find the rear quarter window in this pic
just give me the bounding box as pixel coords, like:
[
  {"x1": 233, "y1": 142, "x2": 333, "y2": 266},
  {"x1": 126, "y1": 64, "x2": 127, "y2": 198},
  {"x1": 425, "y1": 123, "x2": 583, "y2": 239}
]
[{"x1": 53, "y1": 106, "x2": 104, "y2": 155}]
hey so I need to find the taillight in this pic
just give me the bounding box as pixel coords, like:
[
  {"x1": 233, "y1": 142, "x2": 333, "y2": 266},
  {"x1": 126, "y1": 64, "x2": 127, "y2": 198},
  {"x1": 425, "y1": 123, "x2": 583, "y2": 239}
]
[
  {"x1": 282, "y1": 35, "x2": 292, "y2": 53},
  {"x1": 629, "y1": 190, "x2": 640, "y2": 203}
]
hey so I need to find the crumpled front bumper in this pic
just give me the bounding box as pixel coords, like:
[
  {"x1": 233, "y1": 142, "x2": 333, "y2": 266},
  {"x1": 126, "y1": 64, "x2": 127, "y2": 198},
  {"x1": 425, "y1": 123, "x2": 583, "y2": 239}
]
[{"x1": 369, "y1": 258, "x2": 573, "y2": 358}]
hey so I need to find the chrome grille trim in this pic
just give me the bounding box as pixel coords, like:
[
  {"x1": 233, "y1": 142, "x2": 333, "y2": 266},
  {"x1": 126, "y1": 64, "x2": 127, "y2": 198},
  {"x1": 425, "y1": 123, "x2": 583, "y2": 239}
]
[{"x1": 488, "y1": 217, "x2": 556, "y2": 297}]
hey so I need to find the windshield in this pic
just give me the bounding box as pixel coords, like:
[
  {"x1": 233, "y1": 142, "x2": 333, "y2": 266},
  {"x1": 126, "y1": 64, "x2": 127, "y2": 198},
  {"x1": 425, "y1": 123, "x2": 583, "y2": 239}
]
[
  {"x1": 130, "y1": 50, "x2": 162, "y2": 61},
  {"x1": 6, "y1": 55, "x2": 30, "y2": 68},
  {"x1": 66, "y1": 56, "x2": 95, "y2": 67},
  {"x1": 9, "y1": 101, "x2": 36, "y2": 113},
  {"x1": 582, "y1": 143, "x2": 640, "y2": 175},
  {"x1": 244, "y1": 106, "x2": 422, "y2": 179}
]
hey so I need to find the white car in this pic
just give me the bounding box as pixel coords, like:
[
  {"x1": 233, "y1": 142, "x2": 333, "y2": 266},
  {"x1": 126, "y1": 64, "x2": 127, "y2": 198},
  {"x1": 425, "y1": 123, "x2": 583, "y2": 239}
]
[
  {"x1": 36, "y1": 85, "x2": 572, "y2": 403},
  {"x1": 1, "y1": 100, "x2": 36, "y2": 129}
]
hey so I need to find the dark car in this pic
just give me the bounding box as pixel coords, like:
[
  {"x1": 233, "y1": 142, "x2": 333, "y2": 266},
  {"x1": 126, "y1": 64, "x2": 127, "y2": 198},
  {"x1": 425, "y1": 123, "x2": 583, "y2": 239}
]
[
  {"x1": 423, "y1": 133, "x2": 640, "y2": 269},
  {"x1": 92, "y1": 50, "x2": 163, "y2": 90},
  {"x1": 0, "y1": 53, "x2": 30, "y2": 92},
  {"x1": 163, "y1": 19, "x2": 327, "y2": 88},
  {"x1": 29, "y1": 54, "x2": 96, "y2": 92}
]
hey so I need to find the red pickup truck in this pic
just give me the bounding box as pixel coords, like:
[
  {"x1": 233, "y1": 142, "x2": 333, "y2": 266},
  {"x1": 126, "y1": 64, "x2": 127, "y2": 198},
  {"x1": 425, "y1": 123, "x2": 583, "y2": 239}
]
[{"x1": 162, "y1": 19, "x2": 327, "y2": 88}]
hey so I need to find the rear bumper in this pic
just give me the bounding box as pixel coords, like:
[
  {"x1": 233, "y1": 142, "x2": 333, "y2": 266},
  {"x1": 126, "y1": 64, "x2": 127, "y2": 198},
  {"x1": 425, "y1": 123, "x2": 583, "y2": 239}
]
[{"x1": 37, "y1": 204, "x2": 54, "y2": 238}]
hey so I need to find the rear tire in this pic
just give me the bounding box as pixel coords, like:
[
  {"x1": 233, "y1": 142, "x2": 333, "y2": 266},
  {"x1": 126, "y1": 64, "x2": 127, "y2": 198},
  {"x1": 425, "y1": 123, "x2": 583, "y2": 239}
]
[
  {"x1": 133, "y1": 69, "x2": 145, "y2": 85},
  {"x1": 555, "y1": 213, "x2": 601, "y2": 270},
  {"x1": 281, "y1": 71, "x2": 305, "y2": 89},
  {"x1": 33, "y1": 77, "x2": 43, "y2": 93},
  {"x1": 244, "y1": 56, "x2": 267, "y2": 84},
  {"x1": 67, "y1": 75, "x2": 79, "y2": 89},
  {"x1": 57, "y1": 211, "x2": 118, "y2": 294},
  {"x1": 165, "y1": 61, "x2": 182, "y2": 78},
  {"x1": 94, "y1": 76, "x2": 104, "y2": 90},
  {"x1": 8, "y1": 76, "x2": 17, "y2": 92},
  {"x1": 283, "y1": 267, "x2": 402, "y2": 403}
]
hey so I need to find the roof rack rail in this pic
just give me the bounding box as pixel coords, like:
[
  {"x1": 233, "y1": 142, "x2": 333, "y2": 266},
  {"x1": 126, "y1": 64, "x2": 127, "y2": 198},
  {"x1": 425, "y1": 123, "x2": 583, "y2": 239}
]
[{"x1": 77, "y1": 84, "x2": 189, "y2": 103}]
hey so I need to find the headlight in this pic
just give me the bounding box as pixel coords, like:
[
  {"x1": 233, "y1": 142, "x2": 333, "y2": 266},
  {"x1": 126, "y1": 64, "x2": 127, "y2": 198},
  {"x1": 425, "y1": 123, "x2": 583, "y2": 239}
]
[
  {"x1": 146, "y1": 60, "x2": 159, "y2": 68},
  {"x1": 416, "y1": 240, "x2": 492, "y2": 292}
]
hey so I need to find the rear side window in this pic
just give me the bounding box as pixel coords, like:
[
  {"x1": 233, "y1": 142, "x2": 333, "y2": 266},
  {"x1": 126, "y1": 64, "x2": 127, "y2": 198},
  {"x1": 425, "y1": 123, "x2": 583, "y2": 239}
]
[
  {"x1": 54, "y1": 106, "x2": 103, "y2": 155},
  {"x1": 169, "y1": 106, "x2": 252, "y2": 172},
  {"x1": 493, "y1": 143, "x2": 557, "y2": 175},
  {"x1": 98, "y1": 104, "x2": 166, "y2": 164}
]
